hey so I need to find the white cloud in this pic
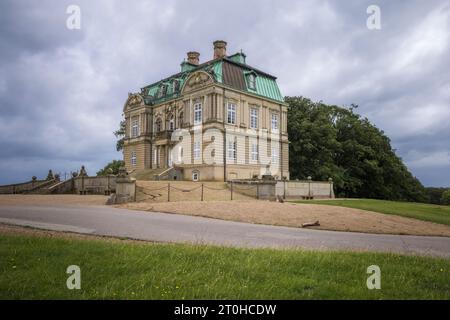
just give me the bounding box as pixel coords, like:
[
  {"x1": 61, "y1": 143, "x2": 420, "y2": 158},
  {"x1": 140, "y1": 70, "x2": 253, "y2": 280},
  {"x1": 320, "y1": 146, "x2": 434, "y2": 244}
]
[{"x1": 0, "y1": 0, "x2": 449, "y2": 186}]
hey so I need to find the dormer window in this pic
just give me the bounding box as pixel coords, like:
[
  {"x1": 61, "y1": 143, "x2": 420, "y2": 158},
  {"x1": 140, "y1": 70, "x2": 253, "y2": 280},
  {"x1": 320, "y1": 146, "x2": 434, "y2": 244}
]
[
  {"x1": 245, "y1": 72, "x2": 257, "y2": 90},
  {"x1": 159, "y1": 84, "x2": 168, "y2": 97},
  {"x1": 249, "y1": 74, "x2": 256, "y2": 89}
]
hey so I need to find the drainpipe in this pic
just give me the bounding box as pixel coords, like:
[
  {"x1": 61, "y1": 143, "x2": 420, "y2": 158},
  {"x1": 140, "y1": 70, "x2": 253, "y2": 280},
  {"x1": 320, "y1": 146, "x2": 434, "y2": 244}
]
[{"x1": 223, "y1": 88, "x2": 227, "y2": 182}]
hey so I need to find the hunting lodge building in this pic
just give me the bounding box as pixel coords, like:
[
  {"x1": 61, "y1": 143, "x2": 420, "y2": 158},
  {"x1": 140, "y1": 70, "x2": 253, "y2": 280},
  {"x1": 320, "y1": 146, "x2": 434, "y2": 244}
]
[{"x1": 122, "y1": 41, "x2": 289, "y2": 181}]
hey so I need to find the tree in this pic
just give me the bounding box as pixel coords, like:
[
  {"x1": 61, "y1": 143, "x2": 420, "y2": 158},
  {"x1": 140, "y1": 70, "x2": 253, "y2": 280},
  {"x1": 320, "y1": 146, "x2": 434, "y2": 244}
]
[
  {"x1": 441, "y1": 190, "x2": 450, "y2": 205},
  {"x1": 426, "y1": 187, "x2": 448, "y2": 204},
  {"x1": 286, "y1": 96, "x2": 427, "y2": 202},
  {"x1": 114, "y1": 120, "x2": 126, "y2": 152},
  {"x1": 96, "y1": 160, "x2": 125, "y2": 176}
]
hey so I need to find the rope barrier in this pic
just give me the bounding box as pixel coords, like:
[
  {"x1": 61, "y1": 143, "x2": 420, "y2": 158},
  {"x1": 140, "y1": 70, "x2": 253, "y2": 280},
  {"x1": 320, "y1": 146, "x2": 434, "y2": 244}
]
[
  {"x1": 170, "y1": 185, "x2": 202, "y2": 192},
  {"x1": 203, "y1": 185, "x2": 229, "y2": 191},
  {"x1": 138, "y1": 185, "x2": 169, "y2": 192}
]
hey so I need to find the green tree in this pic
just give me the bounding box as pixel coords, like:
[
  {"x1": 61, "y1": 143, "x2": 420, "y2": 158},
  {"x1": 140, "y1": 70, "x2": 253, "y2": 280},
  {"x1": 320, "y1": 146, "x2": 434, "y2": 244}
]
[
  {"x1": 114, "y1": 120, "x2": 126, "y2": 152},
  {"x1": 286, "y1": 96, "x2": 427, "y2": 202},
  {"x1": 441, "y1": 190, "x2": 450, "y2": 205},
  {"x1": 426, "y1": 187, "x2": 448, "y2": 204},
  {"x1": 96, "y1": 160, "x2": 125, "y2": 176}
]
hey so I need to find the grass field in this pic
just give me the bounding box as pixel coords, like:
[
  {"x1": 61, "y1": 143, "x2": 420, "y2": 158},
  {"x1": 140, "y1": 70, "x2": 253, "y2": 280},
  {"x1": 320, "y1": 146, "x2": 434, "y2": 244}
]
[
  {"x1": 292, "y1": 199, "x2": 450, "y2": 226},
  {"x1": 0, "y1": 232, "x2": 449, "y2": 299}
]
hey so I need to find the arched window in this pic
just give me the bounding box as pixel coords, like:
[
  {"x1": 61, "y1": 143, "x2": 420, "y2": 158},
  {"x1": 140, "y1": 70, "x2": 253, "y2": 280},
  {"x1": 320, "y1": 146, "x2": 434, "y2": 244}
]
[{"x1": 155, "y1": 118, "x2": 162, "y2": 132}]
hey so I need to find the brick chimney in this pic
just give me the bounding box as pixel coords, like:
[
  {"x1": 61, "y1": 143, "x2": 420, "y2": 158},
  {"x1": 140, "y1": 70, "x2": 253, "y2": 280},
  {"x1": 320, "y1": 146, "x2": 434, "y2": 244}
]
[
  {"x1": 213, "y1": 40, "x2": 227, "y2": 59},
  {"x1": 187, "y1": 51, "x2": 200, "y2": 65}
]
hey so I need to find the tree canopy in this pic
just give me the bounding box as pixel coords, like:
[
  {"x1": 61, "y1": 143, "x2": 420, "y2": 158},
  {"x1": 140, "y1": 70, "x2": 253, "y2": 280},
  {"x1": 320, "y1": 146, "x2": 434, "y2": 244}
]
[
  {"x1": 96, "y1": 160, "x2": 125, "y2": 176},
  {"x1": 441, "y1": 190, "x2": 450, "y2": 205},
  {"x1": 286, "y1": 96, "x2": 427, "y2": 202},
  {"x1": 114, "y1": 120, "x2": 126, "y2": 152}
]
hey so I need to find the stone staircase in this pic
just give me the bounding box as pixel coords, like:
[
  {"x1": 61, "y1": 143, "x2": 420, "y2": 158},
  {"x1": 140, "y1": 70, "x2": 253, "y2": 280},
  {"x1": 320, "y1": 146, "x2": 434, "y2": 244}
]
[
  {"x1": 130, "y1": 167, "x2": 182, "y2": 181},
  {"x1": 23, "y1": 179, "x2": 61, "y2": 194},
  {"x1": 129, "y1": 168, "x2": 167, "y2": 180}
]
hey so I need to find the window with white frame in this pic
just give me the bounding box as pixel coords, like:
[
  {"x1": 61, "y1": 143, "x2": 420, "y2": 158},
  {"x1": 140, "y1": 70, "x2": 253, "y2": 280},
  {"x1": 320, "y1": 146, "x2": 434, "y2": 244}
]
[
  {"x1": 228, "y1": 140, "x2": 236, "y2": 160},
  {"x1": 271, "y1": 147, "x2": 278, "y2": 164},
  {"x1": 271, "y1": 113, "x2": 279, "y2": 131},
  {"x1": 194, "y1": 103, "x2": 202, "y2": 124},
  {"x1": 248, "y1": 73, "x2": 256, "y2": 90},
  {"x1": 131, "y1": 151, "x2": 137, "y2": 166},
  {"x1": 131, "y1": 118, "x2": 139, "y2": 137},
  {"x1": 192, "y1": 171, "x2": 199, "y2": 181},
  {"x1": 194, "y1": 141, "x2": 201, "y2": 160},
  {"x1": 251, "y1": 143, "x2": 258, "y2": 161},
  {"x1": 250, "y1": 108, "x2": 258, "y2": 129},
  {"x1": 227, "y1": 102, "x2": 236, "y2": 124}
]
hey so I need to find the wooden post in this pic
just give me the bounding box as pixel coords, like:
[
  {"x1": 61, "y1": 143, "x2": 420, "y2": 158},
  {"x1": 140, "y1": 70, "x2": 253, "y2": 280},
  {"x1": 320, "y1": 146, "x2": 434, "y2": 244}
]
[
  {"x1": 256, "y1": 183, "x2": 259, "y2": 200},
  {"x1": 168, "y1": 183, "x2": 170, "y2": 202},
  {"x1": 201, "y1": 183, "x2": 204, "y2": 201},
  {"x1": 230, "y1": 181, "x2": 233, "y2": 200}
]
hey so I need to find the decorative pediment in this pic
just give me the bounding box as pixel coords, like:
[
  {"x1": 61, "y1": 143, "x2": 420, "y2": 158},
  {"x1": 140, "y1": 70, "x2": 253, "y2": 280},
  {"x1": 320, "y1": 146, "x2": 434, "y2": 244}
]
[
  {"x1": 123, "y1": 93, "x2": 144, "y2": 112},
  {"x1": 181, "y1": 71, "x2": 214, "y2": 94}
]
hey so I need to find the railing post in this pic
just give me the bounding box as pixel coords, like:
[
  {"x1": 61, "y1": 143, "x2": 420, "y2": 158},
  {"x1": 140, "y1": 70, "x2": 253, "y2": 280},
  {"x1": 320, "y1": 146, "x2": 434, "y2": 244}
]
[
  {"x1": 201, "y1": 183, "x2": 204, "y2": 201},
  {"x1": 168, "y1": 183, "x2": 170, "y2": 202},
  {"x1": 256, "y1": 183, "x2": 259, "y2": 200}
]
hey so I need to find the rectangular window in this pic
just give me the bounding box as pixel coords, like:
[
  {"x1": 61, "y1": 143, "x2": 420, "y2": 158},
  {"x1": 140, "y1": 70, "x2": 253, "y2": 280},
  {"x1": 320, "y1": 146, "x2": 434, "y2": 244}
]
[
  {"x1": 271, "y1": 147, "x2": 278, "y2": 164},
  {"x1": 194, "y1": 141, "x2": 201, "y2": 160},
  {"x1": 248, "y1": 74, "x2": 256, "y2": 90},
  {"x1": 131, "y1": 118, "x2": 139, "y2": 137},
  {"x1": 131, "y1": 151, "x2": 137, "y2": 166},
  {"x1": 194, "y1": 103, "x2": 202, "y2": 125},
  {"x1": 227, "y1": 102, "x2": 236, "y2": 124},
  {"x1": 228, "y1": 140, "x2": 236, "y2": 160},
  {"x1": 251, "y1": 143, "x2": 258, "y2": 161},
  {"x1": 271, "y1": 113, "x2": 279, "y2": 132},
  {"x1": 250, "y1": 108, "x2": 258, "y2": 129}
]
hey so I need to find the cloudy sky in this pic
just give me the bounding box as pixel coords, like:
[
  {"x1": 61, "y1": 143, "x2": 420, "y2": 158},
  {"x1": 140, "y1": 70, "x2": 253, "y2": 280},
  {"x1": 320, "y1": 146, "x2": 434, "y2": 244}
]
[{"x1": 0, "y1": 0, "x2": 449, "y2": 186}]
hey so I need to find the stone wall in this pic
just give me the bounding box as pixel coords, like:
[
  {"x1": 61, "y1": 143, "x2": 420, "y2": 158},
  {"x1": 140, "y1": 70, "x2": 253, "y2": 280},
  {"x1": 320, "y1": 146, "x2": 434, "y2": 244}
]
[
  {"x1": 0, "y1": 179, "x2": 47, "y2": 194},
  {"x1": 229, "y1": 179, "x2": 277, "y2": 201},
  {"x1": 275, "y1": 180, "x2": 334, "y2": 199},
  {"x1": 74, "y1": 176, "x2": 117, "y2": 195}
]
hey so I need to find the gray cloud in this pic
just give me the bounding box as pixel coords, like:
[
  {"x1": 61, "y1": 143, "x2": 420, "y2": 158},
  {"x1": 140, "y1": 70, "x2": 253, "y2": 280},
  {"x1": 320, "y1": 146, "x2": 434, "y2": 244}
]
[{"x1": 0, "y1": 0, "x2": 449, "y2": 186}]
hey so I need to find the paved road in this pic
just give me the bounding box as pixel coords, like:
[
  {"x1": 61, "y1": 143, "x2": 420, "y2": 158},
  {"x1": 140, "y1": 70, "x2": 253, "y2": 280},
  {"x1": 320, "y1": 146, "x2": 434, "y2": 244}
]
[{"x1": 0, "y1": 204, "x2": 449, "y2": 258}]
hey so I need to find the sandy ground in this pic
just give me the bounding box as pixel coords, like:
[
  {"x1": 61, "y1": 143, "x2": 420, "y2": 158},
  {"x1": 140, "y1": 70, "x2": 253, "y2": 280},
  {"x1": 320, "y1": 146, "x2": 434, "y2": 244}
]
[
  {"x1": 1, "y1": 194, "x2": 449, "y2": 237},
  {"x1": 0, "y1": 194, "x2": 108, "y2": 206},
  {"x1": 120, "y1": 200, "x2": 450, "y2": 237}
]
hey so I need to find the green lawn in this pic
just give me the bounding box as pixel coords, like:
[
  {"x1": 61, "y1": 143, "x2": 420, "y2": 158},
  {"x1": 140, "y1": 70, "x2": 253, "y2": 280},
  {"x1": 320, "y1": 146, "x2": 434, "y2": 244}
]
[
  {"x1": 0, "y1": 233, "x2": 449, "y2": 299},
  {"x1": 292, "y1": 199, "x2": 450, "y2": 226}
]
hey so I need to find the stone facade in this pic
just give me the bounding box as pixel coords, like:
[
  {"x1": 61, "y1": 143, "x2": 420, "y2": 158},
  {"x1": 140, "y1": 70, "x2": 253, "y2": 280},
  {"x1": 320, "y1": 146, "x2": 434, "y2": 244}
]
[{"x1": 122, "y1": 41, "x2": 289, "y2": 181}]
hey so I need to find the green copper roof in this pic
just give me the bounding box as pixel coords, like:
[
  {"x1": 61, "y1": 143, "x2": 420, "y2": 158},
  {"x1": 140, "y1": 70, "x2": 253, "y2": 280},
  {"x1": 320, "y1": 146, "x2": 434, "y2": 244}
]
[{"x1": 141, "y1": 54, "x2": 284, "y2": 105}]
